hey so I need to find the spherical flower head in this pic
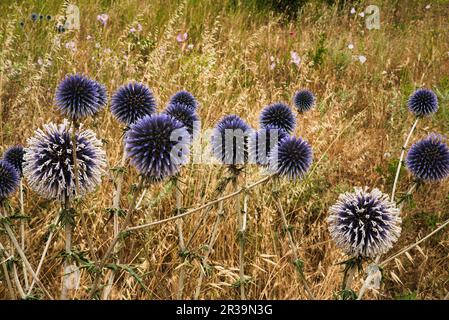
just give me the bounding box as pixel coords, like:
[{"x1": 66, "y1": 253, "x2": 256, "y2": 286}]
[
  {"x1": 293, "y1": 89, "x2": 315, "y2": 113},
  {"x1": 3, "y1": 145, "x2": 25, "y2": 177},
  {"x1": 407, "y1": 88, "x2": 438, "y2": 117},
  {"x1": 0, "y1": 160, "x2": 19, "y2": 200},
  {"x1": 163, "y1": 102, "x2": 199, "y2": 137},
  {"x1": 94, "y1": 82, "x2": 108, "y2": 109},
  {"x1": 211, "y1": 115, "x2": 251, "y2": 166},
  {"x1": 169, "y1": 90, "x2": 198, "y2": 110},
  {"x1": 23, "y1": 120, "x2": 106, "y2": 200},
  {"x1": 111, "y1": 82, "x2": 156, "y2": 125},
  {"x1": 259, "y1": 103, "x2": 296, "y2": 133},
  {"x1": 125, "y1": 114, "x2": 191, "y2": 181},
  {"x1": 249, "y1": 125, "x2": 288, "y2": 166},
  {"x1": 268, "y1": 136, "x2": 312, "y2": 180},
  {"x1": 55, "y1": 74, "x2": 106, "y2": 121},
  {"x1": 328, "y1": 187, "x2": 402, "y2": 258},
  {"x1": 406, "y1": 134, "x2": 449, "y2": 182}
]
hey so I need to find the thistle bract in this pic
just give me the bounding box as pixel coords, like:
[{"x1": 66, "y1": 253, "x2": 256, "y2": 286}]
[
  {"x1": 293, "y1": 89, "x2": 315, "y2": 113},
  {"x1": 268, "y1": 136, "x2": 312, "y2": 180},
  {"x1": 3, "y1": 145, "x2": 25, "y2": 176},
  {"x1": 406, "y1": 134, "x2": 449, "y2": 182},
  {"x1": 249, "y1": 126, "x2": 288, "y2": 166},
  {"x1": 169, "y1": 90, "x2": 198, "y2": 110},
  {"x1": 164, "y1": 102, "x2": 199, "y2": 137},
  {"x1": 111, "y1": 82, "x2": 157, "y2": 125},
  {"x1": 125, "y1": 114, "x2": 191, "y2": 181},
  {"x1": 0, "y1": 160, "x2": 19, "y2": 199},
  {"x1": 407, "y1": 88, "x2": 438, "y2": 117},
  {"x1": 55, "y1": 74, "x2": 107, "y2": 120},
  {"x1": 260, "y1": 103, "x2": 296, "y2": 133},
  {"x1": 211, "y1": 115, "x2": 251, "y2": 166},
  {"x1": 23, "y1": 120, "x2": 106, "y2": 200},
  {"x1": 328, "y1": 187, "x2": 401, "y2": 258}
]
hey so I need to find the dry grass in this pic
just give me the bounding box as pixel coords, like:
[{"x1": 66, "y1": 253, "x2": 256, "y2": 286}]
[{"x1": 0, "y1": 0, "x2": 448, "y2": 300}]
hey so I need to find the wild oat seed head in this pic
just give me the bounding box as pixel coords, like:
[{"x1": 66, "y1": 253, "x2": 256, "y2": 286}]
[
  {"x1": 328, "y1": 187, "x2": 401, "y2": 258},
  {"x1": 111, "y1": 82, "x2": 157, "y2": 125},
  {"x1": 23, "y1": 120, "x2": 106, "y2": 200},
  {"x1": 406, "y1": 134, "x2": 449, "y2": 182}
]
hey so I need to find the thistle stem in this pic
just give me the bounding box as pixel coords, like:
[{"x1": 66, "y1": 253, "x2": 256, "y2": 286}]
[
  {"x1": 194, "y1": 200, "x2": 224, "y2": 300},
  {"x1": 61, "y1": 195, "x2": 72, "y2": 300},
  {"x1": 238, "y1": 185, "x2": 248, "y2": 300},
  {"x1": 391, "y1": 118, "x2": 418, "y2": 202},
  {"x1": 275, "y1": 180, "x2": 314, "y2": 300},
  {"x1": 89, "y1": 178, "x2": 144, "y2": 299},
  {"x1": 0, "y1": 251, "x2": 15, "y2": 299},
  {"x1": 102, "y1": 145, "x2": 127, "y2": 300},
  {"x1": 175, "y1": 176, "x2": 187, "y2": 299},
  {"x1": 19, "y1": 179, "x2": 29, "y2": 290},
  {"x1": 12, "y1": 262, "x2": 26, "y2": 299}
]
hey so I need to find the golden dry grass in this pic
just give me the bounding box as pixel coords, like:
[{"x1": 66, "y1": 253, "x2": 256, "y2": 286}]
[{"x1": 0, "y1": 0, "x2": 448, "y2": 300}]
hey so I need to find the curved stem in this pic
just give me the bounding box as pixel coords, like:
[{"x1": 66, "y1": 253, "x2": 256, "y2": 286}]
[
  {"x1": 19, "y1": 180, "x2": 29, "y2": 290},
  {"x1": 175, "y1": 176, "x2": 187, "y2": 299},
  {"x1": 391, "y1": 119, "x2": 418, "y2": 202}
]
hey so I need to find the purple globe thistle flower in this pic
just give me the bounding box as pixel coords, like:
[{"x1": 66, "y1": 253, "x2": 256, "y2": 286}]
[
  {"x1": 268, "y1": 136, "x2": 312, "y2": 180},
  {"x1": 125, "y1": 114, "x2": 191, "y2": 181},
  {"x1": 293, "y1": 89, "x2": 316, "y2": 113},
  {"x1": 211, "y1": 115, "x2": 251, "y2": 166},
  {"x1": 259, "y1": 103, "x2": 296, "y2": 133},
  {"x1": 163, "y1": 102, "x2": 199, "y2": 137},
  {"x1": 0, "y1": 160, "x2": 19, "y2": 200},
  {"x1": 23, "y1": 120, "x2": 106, "y2": 200},
  {"x1": 407, "y1": 88, "x2": 438, "y2": 117},
  {"x1": 328, "y1": 187, "x2": 401, "y2": 258},
  {"x1": 55, "y1": 74, "x2": 106, "y2": 120},
  {"x1": 3, "y1": 145, "x2": 25, "y2": 177},
  {"x1": 249, "y1": 125, "x2": 288, "y2": 166},
  {"x1": 30, "y1": 13, "x2": 38, "y2": 22},
  {"x1": 111, "y1": 82, "x2": 156, "y2": 126},
  {"x1": 94, "y1": 82, "x2": 108, "y2": 108},
  {"x1": 405, "y1": 134, "x2": 449, "y2": 182},
  {"x1": 169, "y1": 90, "x2": 198, "y2": 110}
]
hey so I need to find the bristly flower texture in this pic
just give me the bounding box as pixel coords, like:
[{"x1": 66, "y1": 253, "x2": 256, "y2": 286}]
[
  {"x1": 328, "y1": 187, "x2": 401, "y2": 258},
  {"x1": 406, "y1": 134, "x2": 449, "y2": 182},
  {"x1": 0, "y1": 160, "x2": 19, "y2": 199},
  {"x1": 111, "y1": 82, "x2": 157, "y2": 125},
  {"x1": 23, "y1": 120, "x2": 106, "y2": 200},
  {"x1": 3, "y1": 145, "x2": 25, "y2": 176},
  {"x1": 169, "y1": 90, "x2": 198, "y2": 110},
  {"x1": 211, "y1": 114, "x2": 251, "y2": 166},
  {"x1": 249, "y1": 125, "x2": 288, "y2": 166},
  {"x1": 268, "y1": 136, "x2": 312, "y2": 180},
  {"x1": 293, "y1": 89, "x2": 315, "y2": 113},
  {"x1": 164, "y1": 102, "x2": 199, "y2": 137},
  {"x1": 55, "y1": 74, "x2": 107, "y2": 120},
  {"x1": 407, "y1": 88, "x2": 438, "y2": 117},
  {"x1": 125, "y1": 114, "x2": 191, "y2": 181},
  {"x1": 259, "y1": 103, "x2": 296, "y2": 133}
]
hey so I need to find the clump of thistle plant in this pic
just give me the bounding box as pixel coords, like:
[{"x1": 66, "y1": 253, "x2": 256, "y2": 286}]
[
  {"x1": 259, "y1": 103, "x2": 296, "y2": 133},
  {"x1": 169, "y1": 90, "x2": 198, "y2": 110},
  {"x1": 293, "y1": 89, "x2": 316, "y2": 113},
  {"x1": 405, "y1": 134, "x2": 449, "y2": 182},
  {"x1": 328, "y1": 187, "x2": 401, "y2": 295},
  {"x1": 111, "y1": 82, "x2": 156, "y2": 126}
]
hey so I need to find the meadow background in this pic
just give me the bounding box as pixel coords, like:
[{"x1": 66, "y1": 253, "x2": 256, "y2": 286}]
[{"x1": 0, "y1": 0, "x2": 448, "y2": 300}]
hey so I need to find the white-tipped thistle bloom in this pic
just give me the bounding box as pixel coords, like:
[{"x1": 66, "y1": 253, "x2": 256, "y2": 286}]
[
  {"x1": 23, "y1": 120, "x2": 106, "y2": 200},
  {"x1": 327, "y1": 187, "x2": 401, "y2": 259}
]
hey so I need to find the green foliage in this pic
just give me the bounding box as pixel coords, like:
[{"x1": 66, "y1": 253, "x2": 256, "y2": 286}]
[{"x1": 395, "y1": 291, "x2": 418, "y2": 300}]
